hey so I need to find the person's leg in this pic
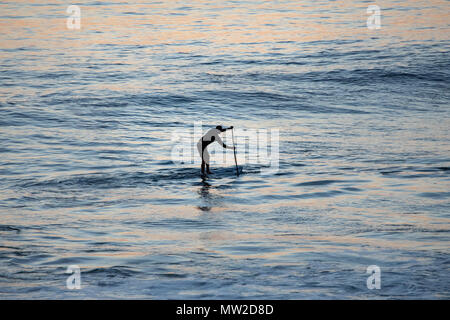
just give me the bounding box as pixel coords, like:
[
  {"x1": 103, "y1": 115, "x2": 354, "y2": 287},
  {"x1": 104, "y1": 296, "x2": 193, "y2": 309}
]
[
  {"x1": 201, "y1": 161, "x2": 205, "y2": 174},
  {"x1": 198, "y1": 141, "x2": 211, "y2": 174}
]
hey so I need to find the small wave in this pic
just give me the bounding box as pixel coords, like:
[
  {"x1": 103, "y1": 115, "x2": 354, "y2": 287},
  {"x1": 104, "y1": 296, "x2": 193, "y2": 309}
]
[
  {"x1": 352, "y1": 224, "x2": 450, "y2": 235},
  {"x1": 418, "y1": 192, "x2": 450, "y2": 199},
  {"x1": 0, "y1": 225, "x2": 20, "y2": 233},
  {"x1": 83, "y1": 266, "x2": 140, "y2": 278},
  {"x1": 18, "y1": 165, "x2": 254, "y2": 191},
  {"x1": 143, "y1": 218, "x2": 222, "y2": 229},
  {"x1": 379, "y1": 165, "x2": 450, "y2": 178},
  {"x1": 294, "y1": 179, "x2": 339, "y2": 187}
]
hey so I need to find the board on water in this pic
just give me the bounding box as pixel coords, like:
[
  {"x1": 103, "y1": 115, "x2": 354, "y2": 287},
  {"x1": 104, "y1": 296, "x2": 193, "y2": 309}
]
[{"x1": 200, "y1": 166, "x2": 243, "y2": 178}]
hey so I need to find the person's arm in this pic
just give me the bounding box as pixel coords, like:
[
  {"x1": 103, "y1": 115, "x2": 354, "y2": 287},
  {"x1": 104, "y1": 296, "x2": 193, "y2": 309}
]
[{"x1": 214, "y1": 132, "x2": 234, "y2": 149}]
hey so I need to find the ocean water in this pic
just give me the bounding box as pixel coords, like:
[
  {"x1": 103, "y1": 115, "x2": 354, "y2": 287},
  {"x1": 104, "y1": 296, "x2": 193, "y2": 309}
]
[{"x1": 0, "y1": 0, "x2": 449, "y2": 299}]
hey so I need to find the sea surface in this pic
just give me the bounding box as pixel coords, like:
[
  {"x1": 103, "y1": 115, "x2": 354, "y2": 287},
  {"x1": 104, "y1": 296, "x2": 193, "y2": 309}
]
[{"x1": 0, "y1": 0, "x2": 449, "y2": 299}]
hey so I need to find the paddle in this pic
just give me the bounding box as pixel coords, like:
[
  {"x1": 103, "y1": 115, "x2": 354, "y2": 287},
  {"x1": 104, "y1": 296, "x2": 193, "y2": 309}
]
[{"x1": 231, "y1": 127, "x2": 239, "y2": 176}]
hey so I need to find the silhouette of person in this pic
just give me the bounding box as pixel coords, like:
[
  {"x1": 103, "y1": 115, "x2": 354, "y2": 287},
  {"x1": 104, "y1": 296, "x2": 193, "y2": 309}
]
[{"x1": 197, "y1": 125, "x2": 234, "y2": 174}]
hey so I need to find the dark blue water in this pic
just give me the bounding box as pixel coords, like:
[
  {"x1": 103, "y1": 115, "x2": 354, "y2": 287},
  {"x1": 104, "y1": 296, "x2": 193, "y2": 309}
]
[{"x1": 0, "y1": 0, "x2": 449, "y2": 299}]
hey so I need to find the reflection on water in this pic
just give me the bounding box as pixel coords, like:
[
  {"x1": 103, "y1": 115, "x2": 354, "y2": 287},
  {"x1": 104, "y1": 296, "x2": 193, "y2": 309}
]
[{"x1": 198, "y1": 176, "x2": 213, "y2": 212}]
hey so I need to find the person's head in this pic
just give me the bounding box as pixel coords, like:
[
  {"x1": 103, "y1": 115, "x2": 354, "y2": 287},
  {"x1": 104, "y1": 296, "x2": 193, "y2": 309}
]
[{"x1": 216, "y1": 125, "x2": 226, "y2": 132}]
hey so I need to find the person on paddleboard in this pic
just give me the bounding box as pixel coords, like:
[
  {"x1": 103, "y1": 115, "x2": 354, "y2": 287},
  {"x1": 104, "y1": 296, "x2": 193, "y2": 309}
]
[{"x1": 197, "y1": 125, "x2": 235, "y2": 174}]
